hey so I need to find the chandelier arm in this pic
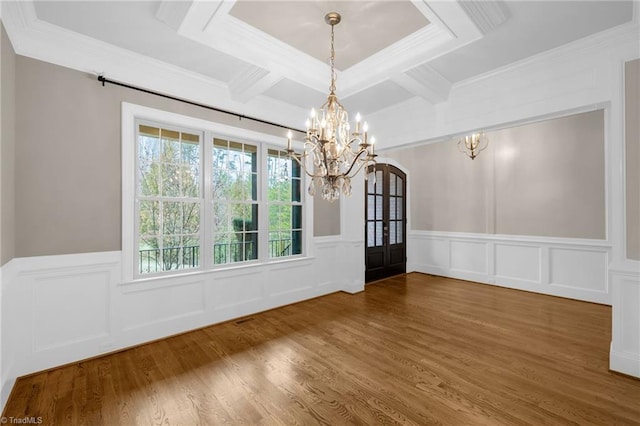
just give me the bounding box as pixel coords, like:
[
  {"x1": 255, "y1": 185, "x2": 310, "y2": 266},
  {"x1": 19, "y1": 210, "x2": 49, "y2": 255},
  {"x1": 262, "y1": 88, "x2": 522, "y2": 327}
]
[
  {"x1": 347, "y1": 157, "x2": 376, "y2": 179},
  {"x1": 342, "y1": 148, "x2": 371, "y2": 177},
  {"x1": 288, "y1": 151, "x2": 328, "y2": 179}
]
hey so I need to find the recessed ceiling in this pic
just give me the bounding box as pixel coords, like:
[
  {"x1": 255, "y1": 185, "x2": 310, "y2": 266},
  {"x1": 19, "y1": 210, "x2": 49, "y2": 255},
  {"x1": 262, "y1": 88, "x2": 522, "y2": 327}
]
[
  {"x1": 228, "y1": 0, "x2": 430, "y2": 70},
  {"x1": 19, "y1": 0, "x2": 636, "y2": 123}
]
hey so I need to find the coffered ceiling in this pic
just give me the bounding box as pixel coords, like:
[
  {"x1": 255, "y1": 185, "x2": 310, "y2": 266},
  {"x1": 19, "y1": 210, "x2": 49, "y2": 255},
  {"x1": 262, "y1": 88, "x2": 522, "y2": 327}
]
[{"x1": 2, "y1": 1, "x2": 635, "y2": 141}]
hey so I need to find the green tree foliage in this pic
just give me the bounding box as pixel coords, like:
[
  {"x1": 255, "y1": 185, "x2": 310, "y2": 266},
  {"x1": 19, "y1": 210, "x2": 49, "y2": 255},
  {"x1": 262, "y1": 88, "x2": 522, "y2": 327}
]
[
  {"x1": 138, "y1": 127, "x2": 200, "y2": 272},
  {"x1": 137, "y1": 130, "x2": 302, "y2": 273}
]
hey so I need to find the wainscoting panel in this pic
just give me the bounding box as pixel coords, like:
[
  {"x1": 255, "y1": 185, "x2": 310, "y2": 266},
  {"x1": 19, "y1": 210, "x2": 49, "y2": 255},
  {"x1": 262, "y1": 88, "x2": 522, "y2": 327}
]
[
  {"x1": 211, "y1": 271, "x2": 263, "y2": 311},
  {"x1": 409, "y1": 231, "x2": 611, "y2": 305},
  {"x1": 450, "y1": 240, "x2": 488, "y2": 275},
  {"x1": 494, "y1": 244, "x2": 541, "y2": 283},
  {"x1": 121, "y1": 280, "x2": 206, "y2": 332},
  {"x1": 33, "y1": 271, "x2": 110, "y2": 352},
  {"x1": 409, "y1": 237, "x2": 449, "y2": 272},
  {"x1": 549, "y1": 247, "x2": 608, "y2": 292},
  {"x1": 0, "y1": 237, "x2": 363, "y2": 410}
]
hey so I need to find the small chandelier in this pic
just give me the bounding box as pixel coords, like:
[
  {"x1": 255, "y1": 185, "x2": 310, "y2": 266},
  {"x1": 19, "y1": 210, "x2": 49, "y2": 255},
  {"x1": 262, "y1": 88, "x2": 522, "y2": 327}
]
[
  {"x1": 287, "y1": 12, "x2": 376, "y2": 202},
  {"x1": 457, "y1": 132, "x2": 489, "y2": 160}
]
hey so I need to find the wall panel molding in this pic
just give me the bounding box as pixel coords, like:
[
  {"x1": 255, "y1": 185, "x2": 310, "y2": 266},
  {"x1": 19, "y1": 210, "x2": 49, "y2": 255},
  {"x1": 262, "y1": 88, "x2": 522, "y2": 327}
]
[
  {"x1": 409, "y1": 230, "x2": 611, "y2": 305},
  {"x1": 0, "y1": 237, "x2": 363, "y2": 411}
]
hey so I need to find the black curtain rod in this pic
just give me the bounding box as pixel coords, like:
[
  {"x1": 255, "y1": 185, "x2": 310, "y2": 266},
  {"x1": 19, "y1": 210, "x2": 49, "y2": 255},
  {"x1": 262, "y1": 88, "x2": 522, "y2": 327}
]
[{"x1": 97, "y1": 75, "x2": 305, "y2": 134}]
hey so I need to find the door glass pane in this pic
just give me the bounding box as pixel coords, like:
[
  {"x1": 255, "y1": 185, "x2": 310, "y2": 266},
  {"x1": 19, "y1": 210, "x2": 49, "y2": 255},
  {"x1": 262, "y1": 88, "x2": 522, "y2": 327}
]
[
  {"x1": 367, "y1": 222, "x2": 375, "y2": 247},
  {"x1": 376, "y1": 221, "x2": 383, "y2": 246},
  {"x1": 397, "y1": 176, "x2": 403, "y2": 195},
  {"x1": 397, "y1": 197, "x2": 403, "y2": 220},
  {"x1": 390, "y1": 220, "x2": 397, "y2": 244},
  {"x1": 390, "y1": 197, "x2": 397, "y2": 220},
  {"x1": 368, "y1": 195, "x2": 375, "y2": 220},
  {"x1": 375, "y1": 196, "x2": 383, "y2": 220},
  {"x1": 390, "y1": 174, "x2": 396, "y2": 196},
  {"x1": 397, "y1": 222, "x2": 403, "y2": 244},
  {"x1": 367, "y1": 171, "x2": 376, "y2": 194},
  {"x1": 375, "y1": 171, "x2": 383, "y2": 194}
]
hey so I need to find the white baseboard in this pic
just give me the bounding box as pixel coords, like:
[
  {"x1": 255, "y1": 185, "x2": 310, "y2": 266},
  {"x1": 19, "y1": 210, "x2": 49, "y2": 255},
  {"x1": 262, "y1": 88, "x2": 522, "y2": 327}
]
[
  {"x1": 610, "y1": 347, "x2": 640, "y2": 378},
  {"x1": 610, "y1": 270, "x2": 640, "y2": 378}
]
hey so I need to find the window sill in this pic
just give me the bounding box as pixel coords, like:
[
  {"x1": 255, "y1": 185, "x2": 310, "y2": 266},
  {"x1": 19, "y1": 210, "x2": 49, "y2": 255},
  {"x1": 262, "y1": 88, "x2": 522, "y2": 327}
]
[{"x1": 120, "y1": 255, "x2": 316, "y2": 292}]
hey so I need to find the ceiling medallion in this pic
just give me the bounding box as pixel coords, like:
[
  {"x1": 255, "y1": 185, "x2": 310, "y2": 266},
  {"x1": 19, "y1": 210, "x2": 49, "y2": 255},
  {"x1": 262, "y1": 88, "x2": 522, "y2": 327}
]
[{"x1": 287, "y1": 12, "x2": 377, "y2": 202}]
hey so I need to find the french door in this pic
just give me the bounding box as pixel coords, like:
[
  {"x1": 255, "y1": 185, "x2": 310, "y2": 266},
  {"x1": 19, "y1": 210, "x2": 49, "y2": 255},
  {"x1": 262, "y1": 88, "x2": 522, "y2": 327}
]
[{"x1": 365, "y1": 164, "x2": 407, "y2": 282}]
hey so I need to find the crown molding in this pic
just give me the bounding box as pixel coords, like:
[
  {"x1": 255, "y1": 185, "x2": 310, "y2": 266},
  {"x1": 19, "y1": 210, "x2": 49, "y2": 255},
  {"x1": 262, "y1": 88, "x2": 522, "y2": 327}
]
[
  {"x1": 155, "y1": 0, "x2": 192, "y2": 31},
  {"x1": 228, "y1": 65, "x2": 283, "y2": 103},
  {"x1": 1, "y1": 1, "x2": 307, "y2": 132},
  {"x1": 454, "y1": 18, "x2": 640, "y2": 90},
  {"x1": 459, "y1": 0, "x2": 510, "y2": 34}
]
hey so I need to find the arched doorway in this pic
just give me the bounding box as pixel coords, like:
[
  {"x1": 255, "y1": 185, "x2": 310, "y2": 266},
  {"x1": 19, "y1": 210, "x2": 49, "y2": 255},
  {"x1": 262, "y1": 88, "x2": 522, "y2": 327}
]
[{"x1": 365, "y1": 164, "x2": 407, "y2": 282}]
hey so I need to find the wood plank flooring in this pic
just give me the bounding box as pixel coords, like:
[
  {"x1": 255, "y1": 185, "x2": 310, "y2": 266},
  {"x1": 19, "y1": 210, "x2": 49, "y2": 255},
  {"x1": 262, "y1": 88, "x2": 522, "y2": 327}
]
[{"x1": 4, "y1": 273, "x2": 640, "y2": 425}]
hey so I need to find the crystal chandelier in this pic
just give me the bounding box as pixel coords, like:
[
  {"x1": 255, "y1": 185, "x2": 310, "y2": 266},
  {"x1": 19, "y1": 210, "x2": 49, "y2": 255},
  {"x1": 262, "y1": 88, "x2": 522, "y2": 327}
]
[
  {"x1": 457, "y1": 132, "x2": 489, "y2": 160},
  {"x1": 286, "y1": 12, "x2": 377, "y2": 202}
]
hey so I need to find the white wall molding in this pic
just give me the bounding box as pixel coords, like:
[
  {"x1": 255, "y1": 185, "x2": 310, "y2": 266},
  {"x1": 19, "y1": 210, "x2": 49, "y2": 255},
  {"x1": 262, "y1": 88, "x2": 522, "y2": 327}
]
[
  {"x1": 0, "y1": 237, "x2": 363, "y2": 412},
  {"x1": 408, "y1": 230, "x2": 612, "y2": 305},
  {"x1": 610, "y1": 270, "x2": 640, "y2": 377},
  {"x1": 3, "y1": 1, "x2": 636, "y2": 150},
  {"x1": 370, "y1": 19, "x2": 640, "y2": 149},
  {"x1": 394, "y1": 64, "x2": 452, "y2": 104},
  {"x1": 458, "y1": 0, "x2": 510, "y2": 35},
  {"x1": 228, "y1": 65, "x2": 282, "y2": 103},
  {"x1": 1, "y1": 1, "x2": 307, "y2": 132}
]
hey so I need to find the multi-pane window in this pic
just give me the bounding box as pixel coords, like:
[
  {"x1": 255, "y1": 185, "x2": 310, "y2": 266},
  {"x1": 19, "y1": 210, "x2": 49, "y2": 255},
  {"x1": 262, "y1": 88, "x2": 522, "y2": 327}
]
[
  {"x1": 132, "y1": 117, "x2": 304, "y2": 278},
  {"x1": 212, "y1": 139, "x2": 258, "y2": 265},
  {"x1": 137, "y1": 125, "x2": 201, "y2": 274},
  {"x1": 267, "y1": 149, "x2": 302, "y2": 258}
]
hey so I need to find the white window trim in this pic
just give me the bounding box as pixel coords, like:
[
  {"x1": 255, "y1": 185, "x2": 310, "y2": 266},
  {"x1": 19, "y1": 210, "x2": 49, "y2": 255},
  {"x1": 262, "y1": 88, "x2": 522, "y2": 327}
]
[{"x1": 122, "y1": 102, "x2": 311, "y2": 283}]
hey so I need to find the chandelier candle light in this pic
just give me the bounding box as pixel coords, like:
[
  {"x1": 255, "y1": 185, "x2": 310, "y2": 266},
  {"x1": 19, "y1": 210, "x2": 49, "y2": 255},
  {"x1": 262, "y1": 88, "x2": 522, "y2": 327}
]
[
  {"x1": 457, "y1": 132, "x2": 489, "y2": 160},
  {"x1": 286, "y1": 12, "x2": 377, "y2": 202}
]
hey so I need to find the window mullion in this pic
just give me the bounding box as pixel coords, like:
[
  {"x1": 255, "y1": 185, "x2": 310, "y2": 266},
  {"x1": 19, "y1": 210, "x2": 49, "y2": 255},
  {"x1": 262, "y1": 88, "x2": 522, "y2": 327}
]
[
  {"x1": 202, "y1": 130, "x2": 213, "y2": 270},
  {"x1": 259, "y1": 143, "x2": 269, "y2": 261}
]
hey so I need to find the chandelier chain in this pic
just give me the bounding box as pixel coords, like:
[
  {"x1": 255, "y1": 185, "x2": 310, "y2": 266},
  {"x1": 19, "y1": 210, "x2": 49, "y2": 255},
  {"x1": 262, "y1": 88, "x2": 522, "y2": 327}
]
[{"x1": 329, "y1": 23, "x2": 336, "y2": 94}]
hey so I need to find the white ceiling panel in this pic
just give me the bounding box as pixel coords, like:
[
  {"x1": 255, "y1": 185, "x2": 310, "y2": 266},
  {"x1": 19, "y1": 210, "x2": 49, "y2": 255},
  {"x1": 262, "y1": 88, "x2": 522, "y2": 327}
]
[
  {"x1": 34, "y1": 1, "x2": 252, "y2": 83},
  {"x1": 342, "y1": 80, "x2": 415, "y2": 117},
  {"x1": 15, "y1": 0, "x2": 635, "y2": 122},
  {"x1": 229, "y1": 0, "x2": 430, "y2": 70},
  {"x1": 263, "y1": 78, "x2": 327, "y2": 110},
  {"x1": 428, "y1": 1, "x2": 634, "y2": 83}
]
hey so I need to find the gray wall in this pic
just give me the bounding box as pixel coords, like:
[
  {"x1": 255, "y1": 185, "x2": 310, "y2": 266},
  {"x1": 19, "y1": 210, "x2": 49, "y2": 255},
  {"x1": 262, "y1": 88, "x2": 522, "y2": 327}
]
[
  {"x1": 626, "y1": 59, "x2": 640, "y2": 260},
  {"x1": 13, "y1": 55, "x2": 340, "y2": 257},
  {"x1": 1, "y1": 23, "x2": 16, "y2": 265},
  {"x1": 387, "y1": 110, "x2": 606, "y2": 239},
  {"x1": 313, "y1": 197, "x2": 340, "y2": 236}
]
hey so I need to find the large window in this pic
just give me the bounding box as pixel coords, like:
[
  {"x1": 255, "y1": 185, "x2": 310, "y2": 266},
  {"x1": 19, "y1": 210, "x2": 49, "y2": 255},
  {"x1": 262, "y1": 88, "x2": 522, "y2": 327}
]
[
  {"x1": 129, "y1": 112, "x2": 304, "y2": 279},
  {"x1": 212, "y1": 139, "x2": 258, "y2": 265},
  {"x1": 137, "y1": 125, "x2": 201, "y2": 274},
  {"x1": 267, "y1": 149, "x2": 302, "y2": 258}
]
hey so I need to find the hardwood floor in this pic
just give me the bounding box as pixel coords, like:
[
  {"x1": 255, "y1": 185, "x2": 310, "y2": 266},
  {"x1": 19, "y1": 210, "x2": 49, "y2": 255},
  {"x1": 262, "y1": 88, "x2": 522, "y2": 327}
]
[{"x1": 4, "y1": 273, "x2": 640, "y2": 425}]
